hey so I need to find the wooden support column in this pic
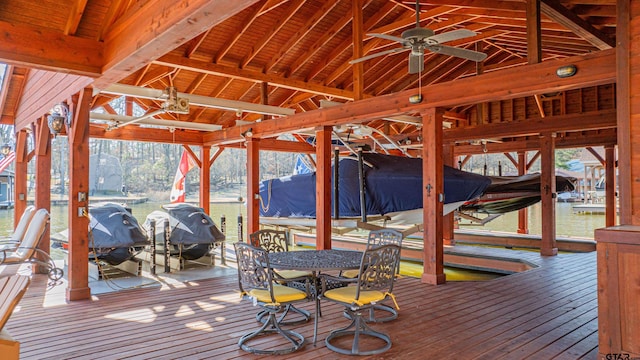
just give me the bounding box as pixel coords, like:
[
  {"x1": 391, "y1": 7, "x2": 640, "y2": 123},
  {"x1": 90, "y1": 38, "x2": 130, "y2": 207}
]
[
  {"x1": 315, "y1": 126, "x2": 332, "y2": 250},
  {"x1": 352, "y1": 0, "x2": 364, "y2": 101},
  {"x1": 13, "y1": 130, "x2": 28, "y2": 229},
  {"x1": 67, "y1": 88, "x2": 92, "y2": 301},
  {"x1": 246, "y1": 138, "x2": 260, "y2": 238},
  {"x1": 617, "y1": 0, "x2": 635, "y2": 224},
  {"x1": 34, "y1": 116, "x2": 52, "y2": 273},
  {"x1": 422, "y1": 108, "x2": 445, "y2": 285},
  {"x1": 605, "y1": 145, "x2": 616, "y2": 227},
  {"x1": 539, "y1": 132, "x2": 557, "y2": 256},
  {"x1": 517, "y1": 151, "x2": 529, "y2": 234},
  {"x1": 199, "y1": 145, "x2": 211, "y2": 214},
  {"x1": 443, "y1": 143, "x2": 455, "y2": 245}
]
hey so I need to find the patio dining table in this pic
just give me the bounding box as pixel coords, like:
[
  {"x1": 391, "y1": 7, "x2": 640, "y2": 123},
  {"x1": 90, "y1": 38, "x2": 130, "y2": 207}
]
[{"x1": 266, "y1": 249, "x2": 363, "y2": 345}]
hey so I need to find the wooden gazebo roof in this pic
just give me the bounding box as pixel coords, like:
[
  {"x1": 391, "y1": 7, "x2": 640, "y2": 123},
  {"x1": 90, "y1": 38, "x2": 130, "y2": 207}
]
[{"x1": 0, "y1": 0, "x2": 618, "y2": 153}]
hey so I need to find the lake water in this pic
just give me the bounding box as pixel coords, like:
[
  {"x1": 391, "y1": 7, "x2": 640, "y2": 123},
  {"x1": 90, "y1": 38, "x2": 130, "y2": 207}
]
[{"x1": 0, "y1": 200, "x2": 605, "y2": 240}]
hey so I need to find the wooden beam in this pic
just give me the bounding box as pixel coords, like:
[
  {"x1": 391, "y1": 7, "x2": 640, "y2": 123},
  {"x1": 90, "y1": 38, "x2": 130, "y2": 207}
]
[
  {"x1": 34, "y1": 116, "x2": 52, "y2": 273},
  {"x1": 422, "y1": 108, "x2": 445, "y2": 285},
  {"x1": 540, "y1": 0, "x2": 615, "y2": 50},
  {"x1": 0, "y1": 21, "x2": 103, "y2": 77},
  {"x1": 89, "y1": 124, "x2": 205, "y2": 145},
  {"x1": 200, "y1": 145, "x2": 211, "y2": 214},
  {"x1": 94, "y1": 0, "x2": 261, "y2": 88},
  {"x1": 539, "y1": 132, "x2": 557, "y2": 256},
  {"x1": 352, "y1": 0, "x2": 364, "y2": 101},
  {"x1": 246, "y1": 138, "x2": 260, "y2": 239},
  {"x1": 67, "y1": 88, "x2": 92, "y2": 301},
  {"x1": 616, "y1": 0, "x2": 632, "y2": 224},
  {"x1": 13, "y1": 130, "x2": 28, "y2": 228},
  {"x1": 517, "y1": 151, "x2": 529, "y2": 234},
  {"x1": 154, "y1": 54, "x2": 354, "y2": 100},
  {"x1": 444, "y1": 109, "x2": 616, "y2": 142},
  {"x1": 204, "y1": 49, "x2": 616, "y2": 145},
  {"x1": 604, "y1": 145, "x2": 616, "y2": 227},
  {"x1": 315, "y1": 126, "x2": 332, "y2": 250}
]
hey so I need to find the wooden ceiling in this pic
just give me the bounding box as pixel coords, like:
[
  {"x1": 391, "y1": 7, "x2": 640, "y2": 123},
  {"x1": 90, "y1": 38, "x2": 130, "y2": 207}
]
[{"x1": 0, "y1": 0, "x2": 618, "y2": 152}]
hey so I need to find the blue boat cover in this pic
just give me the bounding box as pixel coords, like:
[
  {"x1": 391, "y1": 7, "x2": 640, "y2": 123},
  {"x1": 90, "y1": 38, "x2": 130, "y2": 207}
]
[{"x1": 259, "y1": 153, "x2": 491, "y2": 218}]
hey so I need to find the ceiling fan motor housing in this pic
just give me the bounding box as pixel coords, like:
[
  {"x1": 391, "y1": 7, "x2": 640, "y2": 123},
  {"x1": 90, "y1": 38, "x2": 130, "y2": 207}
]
[{"x1": 401, "y1": 27, "x2": 434, "y2": 41}]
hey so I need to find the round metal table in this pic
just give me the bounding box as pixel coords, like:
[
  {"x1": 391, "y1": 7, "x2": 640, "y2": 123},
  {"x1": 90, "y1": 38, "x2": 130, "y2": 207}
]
[{"x1": 267, "y1": 249, "x2": 363, "y2": 272}]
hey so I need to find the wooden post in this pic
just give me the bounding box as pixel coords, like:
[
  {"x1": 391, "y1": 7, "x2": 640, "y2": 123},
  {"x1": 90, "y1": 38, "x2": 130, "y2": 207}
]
[
  {"x1": 34, "y1": 116, "x2": 52, "y2": 274},
  {"x1": 246, "y1": 138, "x2": 260, "y2": 237},
  {"x1": 315, "y1": 126, "x2": 332, "y2": 250},
  {"x1": 199, "y1": 145, "x2": 211, "y2": 214},
  {"x1": 443, "y1": 143, "x2": 455, "y2": 245},
  {"x1": 352, "y1": 0, "x2": 364, "y2": 101},
  {"x1": 539, "y1": 132, "x2": 557, "y2": 256},
  {"x1": 66, "y1": 88, "x2": 92, "y2": 301},
  {"x1": 517, "y1": 151, "x2": 529, "y2": 234},
  {"x1": 605, "y1": 145, "x2": 616, "y2": 227},
  {"x1": 13, "y1": 130, "x2": 28, "y2": 229},
  {"x1": 422, "y1": 108, "x2": 445, "y2": 285}
]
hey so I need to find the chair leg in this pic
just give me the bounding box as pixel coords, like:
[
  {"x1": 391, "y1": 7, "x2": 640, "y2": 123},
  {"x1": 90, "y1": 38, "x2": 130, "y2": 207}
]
[
  {"x1": 240, "y1": 309, "x2": 305, "y2": 355},
  {"x1": 326, "y1": 308, "x2": 392, "y2": 355},
  {"x1": 255, "y1": 304, "x2": 310, "y2": 326},
  {"x1": 344, "y1": 303, "x2": 398, "y2": 323}
]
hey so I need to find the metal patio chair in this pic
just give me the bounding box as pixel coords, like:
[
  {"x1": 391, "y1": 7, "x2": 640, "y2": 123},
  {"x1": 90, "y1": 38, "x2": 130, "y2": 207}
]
[
  {"x1": 320, "y1": 244, "x2": 401, "y2": 355},
  {"x1": 234, "y1": 242, "x2": 312, "y2": 355},
  {"x1": 249, "y1": 229, "x2": 312, "y2": 325},
  {"x1": 340, "y1": 229, "x2": 403, "y2": 322}
]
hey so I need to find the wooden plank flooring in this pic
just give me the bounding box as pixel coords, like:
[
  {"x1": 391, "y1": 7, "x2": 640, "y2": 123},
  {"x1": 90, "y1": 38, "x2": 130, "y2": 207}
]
[{"x1": 4, "y1": 247, "x2": 598, "y2": 359}]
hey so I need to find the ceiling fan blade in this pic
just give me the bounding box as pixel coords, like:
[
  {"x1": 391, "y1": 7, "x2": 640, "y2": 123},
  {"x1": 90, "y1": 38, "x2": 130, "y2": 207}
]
[
  {"x1": 408, "y1": 53, "x2": 424, "y2": 74},
  {"x1": 427, "y1": 29, "x2": 477, "y2": 44},
  {"x1": 428, "y1": 44, "x2": 487, "y2": 62},
  {"x1": 367, "y1": 33, "x2": 407, "y2": 44},
  {"x1": 349, "y1": 47, "x2": 409, "y2": 64}
]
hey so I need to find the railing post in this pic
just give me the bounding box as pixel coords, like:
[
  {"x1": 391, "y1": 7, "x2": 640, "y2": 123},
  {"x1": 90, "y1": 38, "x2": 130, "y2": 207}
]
[
  {"x1": 149, "y1": 219, "x2": 156, "y2": 275},
  {"x1": 220, "y1": 215, "x2": 226, "y2": 265},
  {"x1": 163, "y1": 218, "x2": 171, "y2": 273}
]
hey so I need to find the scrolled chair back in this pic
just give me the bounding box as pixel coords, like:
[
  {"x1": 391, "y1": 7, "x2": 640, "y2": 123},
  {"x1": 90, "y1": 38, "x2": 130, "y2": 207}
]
[
  {"x1": 357, "y1": 244, "x2": 401, "y2": 295},
  {"x1": 234, "y1": 242, "x2": 272, "y2": 293},
  {"x1": 249, "y1": 229, "x2": 289, "y2": 253},
  {"x1": 367, "y1": 229, "x2": 403, "y2": 248}
]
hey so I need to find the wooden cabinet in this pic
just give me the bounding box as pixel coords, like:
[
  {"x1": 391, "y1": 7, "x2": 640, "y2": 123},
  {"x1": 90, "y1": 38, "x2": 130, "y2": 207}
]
[{"x1": 595, "y1": 226, "x2": 640, "y2": 359}]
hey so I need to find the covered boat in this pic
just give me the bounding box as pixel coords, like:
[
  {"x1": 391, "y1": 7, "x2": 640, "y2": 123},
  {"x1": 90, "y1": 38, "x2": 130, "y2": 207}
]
[
  {"x1": 259, "y1": 153, "x2": 492, "y2": 219},
  {"x1": 144, "y1": 203, "x2": 225, "y2": 260},
  {"x1": 88, "y1": 202, "x2": 150, "y2": 265},
  {"x1": 460, "y1": 173, "x2": 576, "y2": 214}
]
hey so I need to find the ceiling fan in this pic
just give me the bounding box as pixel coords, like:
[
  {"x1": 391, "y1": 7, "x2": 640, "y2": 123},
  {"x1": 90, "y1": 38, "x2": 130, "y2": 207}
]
[{"x1": 350, "y1": 0, "x2": 487, "y2": 74}]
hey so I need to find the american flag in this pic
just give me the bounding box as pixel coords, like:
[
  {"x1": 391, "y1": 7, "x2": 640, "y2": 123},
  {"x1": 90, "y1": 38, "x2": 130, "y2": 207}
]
[{"x1": 0, "y1": 151, "x2": 15, "y2": 174}]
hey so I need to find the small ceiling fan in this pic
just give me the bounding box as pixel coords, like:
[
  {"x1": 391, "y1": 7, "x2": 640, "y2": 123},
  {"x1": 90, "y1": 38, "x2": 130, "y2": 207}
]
[{"x1": 350, "y1": 0, "x2": 487, "y2": 74}]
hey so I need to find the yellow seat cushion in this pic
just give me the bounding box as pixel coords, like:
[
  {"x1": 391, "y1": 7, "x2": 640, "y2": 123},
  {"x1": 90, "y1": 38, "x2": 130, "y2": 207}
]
[
  {"x1": 275, "y1": 269, "x2": 313, "y2": 279},
  {"x1": 248, "y1": 284, "x2": 308, "y2": 303},
  {"x1": 323, "y1": 286, "x2": 386, "y2": 306},
  {"x1": 340, "y1": 269, "x2": 359, "y2": 279}
]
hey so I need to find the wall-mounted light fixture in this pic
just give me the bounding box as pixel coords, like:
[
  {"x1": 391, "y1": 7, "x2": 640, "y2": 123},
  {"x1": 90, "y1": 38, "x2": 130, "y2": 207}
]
[
  {"x1": 47, "y1": 103, "x2": 71, "y2": 137},
  {"x1": 241, "y1": 127, "x2": 253, "y2": 139},
  {"x1": 556, "y1": 65, "x2": 577, "y2": 78},
  {"x1": 0, "y1": 144, "x2": 11, "y2": 156}
]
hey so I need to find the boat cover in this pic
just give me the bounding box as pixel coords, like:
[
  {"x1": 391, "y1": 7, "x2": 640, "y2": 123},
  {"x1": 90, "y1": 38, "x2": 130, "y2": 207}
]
[
  {"x1": 88, "y1": 202, "x2": 149, "y2": 249},
  {"x1": 259, "y1": 153, "x2": 492, "y2": 218},
  {"x1": 460, "y1": 173, "x2": 576, "y2": 214},
  {"x1": 145, "y1": 203, "x2": 225, "y2": 245}
]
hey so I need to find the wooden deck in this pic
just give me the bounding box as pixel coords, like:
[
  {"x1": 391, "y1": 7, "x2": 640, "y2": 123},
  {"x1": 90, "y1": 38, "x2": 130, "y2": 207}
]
[{"x1": 4, "y1": 247, "x2": 598, "y2": 359}]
